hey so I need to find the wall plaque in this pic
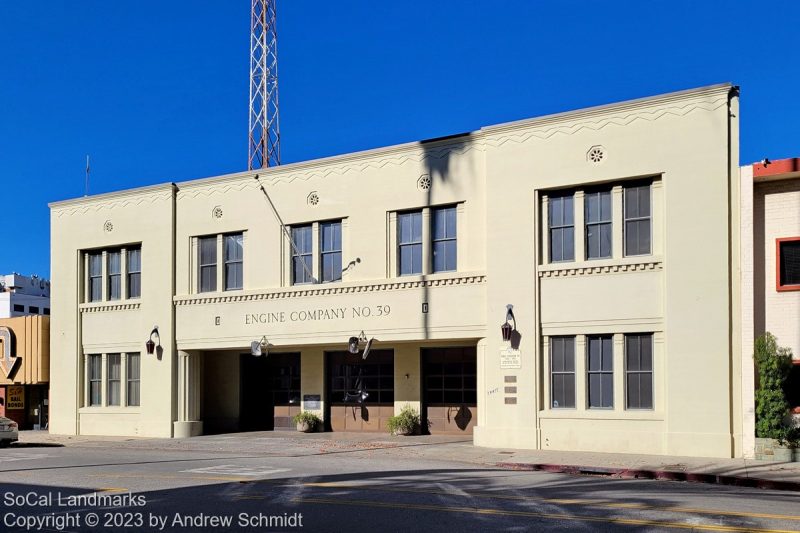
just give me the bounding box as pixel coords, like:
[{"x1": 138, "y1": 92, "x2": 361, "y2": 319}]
[
  {"x1": 7, "y1": 386, "x2": 24, "y2": 410},
  {"x1": 500, "y1": 348, "x2": 521, "y2": 369},
  {"x1": 303, "y1": 394, "x2": 321, "y2": 410}
]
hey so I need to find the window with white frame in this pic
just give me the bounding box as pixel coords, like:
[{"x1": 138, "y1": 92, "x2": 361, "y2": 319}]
[
  {"x1": 224, "y1": 233, "x2": 244, "y2": 290},
  {"x1": 88, "y1": 253, "x2": 102, "y2": 302},
  {"x1": 624, "y1": 182, "x2": 652, "y2": 256},
  {"x1": 107, "y1": 353, "x2": 121, "y2": 406},
  {"x1": 320, "y1": 221, "x2": 342, "y2": 283},
  {"x1": 587, "y1": 335, "x2": 613, "y2": 408},
  {"x1": 550, "y1": 336, "x2": 576, "y2": 408},
  {"x1": 84, "y1": 246, "x2": 141, "y2": 303},
  {"x1": 432, "y1": 206, "x2": 457, "y2": 273},
  {"x1": 291, "y1": 225, "x2": 313, "y2": 284},
  {"x1": 625, "y1": 333, "x2": 653, "y2": 410},
  {"x1": 127, "y1": 247, "x2": 141, "y2": 298},
  {"x1": 585, "y1": 189, "x2": 612, "y2": 259},
  {"x1": 107, "y1": 250, "x2": 122, "y2": 300},
  {"x1": 198, "y1": 236, "x2": 217, "y2": 293},
  {"x1": 549, "y1": 194, "x2": 575, "y2": 262},
  {"x1": 127, "y1": 353, "x2": 141, "y2": 407},
  {"x1": 398, "y1": 211, "x2": 423, "y2": 276},
  {"x1": 197, "y1": 233, "x2": 244, "y2": 292},
  {"x1": 88, "y1": 354, "x2": 102, "y2": 406}
]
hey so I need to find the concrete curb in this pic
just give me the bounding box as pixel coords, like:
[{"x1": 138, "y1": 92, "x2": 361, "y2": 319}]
[{"x1": 495, "y1": 462, "x2": 800, "y2": 492}]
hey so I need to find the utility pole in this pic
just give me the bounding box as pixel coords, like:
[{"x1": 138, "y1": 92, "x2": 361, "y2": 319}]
[{"x1": 248, "y1": 0, "x2": 281, "y2": 169}]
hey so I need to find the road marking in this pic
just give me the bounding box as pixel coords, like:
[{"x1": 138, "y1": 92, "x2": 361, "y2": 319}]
[
  {"x1": 181, "y1": 465, "x2": 290, "y2": 477},
  {"x1": 0, "y1": 452, "x2": 49, "y2": 462},
  {"x1": 299, "y1": 481, "x2": 800, "y2": 522},
  {"x1": 291, "y1": 497, "x2": 799, "y2": 533},
  {"x1": 90, "y1": 473, "x2": 249, "y2": 482}
]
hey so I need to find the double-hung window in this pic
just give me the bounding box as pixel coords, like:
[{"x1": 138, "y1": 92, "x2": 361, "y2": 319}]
[
  {"x1": 88, "y1": 253, "x2": 102, "y2": 302},
  {"x1": 107, "y1": 353, "x2": 121, "y2": 406},
  {"x1": 549, "y1": 194, "x2": 575, "y2": 262},
  {"x1": 292, "y1": 225, "x2": 313, "y2": 284},
  {"x1": 320, "y1": 221, "x2": 342, "y2": 283},
  {"x1": 585, "y1": 189, "x2": 612, "y2": 259},
  {"x1": 224, "y1": 233, "x2": 244, "y2": 290},
  {"x1": 198, "y1": 236, "x2": 217, "y2": 293},
  {"x1": 88, "y1": 354, "x2": 102, "y2": 406},
  {"x1": 625, "y1": 334, "x2": 653, "y2": 410},
  {"x1": 127, "y1": 247, "x2": 141, "y2": 298},
  {"x1": 127, "y1": 353, "x2": 141, "y2": 407},
  {"x1": 432, "y1": 206, "x2": 457, "y2": 273},
  {"x1": 398, "y1": 211, "x2": 423, "y2": 276},
  {"x1": 550, "y1": 337, "x2": 576, "y2": 408},
  {"x1": 587, "y1": 335, "x2": 613, "y2": 408},
  {"x1": 107, "y1": 250, "x2": 122, "y2": 300},
  {"x1": 777, "y1": 238, "x2": 800, "y2": 291},
  {"x1": 624, "y1": 183, "x2": 652, "y2": 256}
]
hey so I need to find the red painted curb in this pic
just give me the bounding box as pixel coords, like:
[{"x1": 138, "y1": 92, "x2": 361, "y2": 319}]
[{"x1": 494, "y1": 462, "x2": 800, "y2": 492}]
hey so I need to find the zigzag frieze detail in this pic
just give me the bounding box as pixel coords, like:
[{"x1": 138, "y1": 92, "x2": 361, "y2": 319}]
[
  {"x1": 485, "y1": 97, "x2": 728, "y2": 147},
  {"x1": 55, "y1": 192, "x2": 173, "y2": 217},
  {"x1": 174, "y1": 275, "x2": 486, "y2": 306}
]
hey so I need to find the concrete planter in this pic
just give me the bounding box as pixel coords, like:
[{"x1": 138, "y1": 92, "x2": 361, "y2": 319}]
[
  {"x1": 755, "y1": 437, "x2": 798, "y2": 462},
  {"x1": 296, "y1": 421, "x2": 316, "y2": 433}
]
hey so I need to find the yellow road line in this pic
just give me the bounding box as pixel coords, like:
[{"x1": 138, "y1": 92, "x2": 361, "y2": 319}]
[
  {"x1": 97, "y1": 487, "x2": 129, "y2": 492},
  {"x1": 290, "y1": 496, "x2": 799, "y2": 533},
  {"x1": 299, "y1": 481, "x2": 800, "y2": 522}
]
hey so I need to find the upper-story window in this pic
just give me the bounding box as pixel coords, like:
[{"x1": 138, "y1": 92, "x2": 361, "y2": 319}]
[
  {"x1": 398, "y1": 211, "x2": 423, "y2": 276},
  {"x1": 549, "y1": 194, "x2": 574, "y2": 262},
  {"x1": 624, "y1": 183, "x2": 652, "y2": 256},
  {"x1": 198, "y1": 236, "x2": 217, "y2": 293},
  {"x1": 107, "y1": 250, "x2": 122, "y2": 300},
  {"x1": 88, "y1": 252, "x2": 103, "y2": 302},
  {"x1": 777, "y1": 237, "x2": 800, "y2": 292},
  {"x1": 84, "y1": 245, "x2": 141, "y2": 303},
  {"x1": 320, "y1": 221, "x2": 342, "y2": 283},
  {"x1": 291, "y1": 225, "x2": 313, "y2": 285},
  {"x1": 197, "y1": 233, "x2": 243, "y2": 293},
  {"x1": 224, "y1": 234, "x2": 244, "y2": 290},
  {"x1": 585, "y1": 189, "x2": 612, "y2": 259},
  {"x1": 432, "y1": 206, "x2": 457, "y2": 273},
  {"x1": 127, "y1": 248, "x2": 141, "y2": 298}
]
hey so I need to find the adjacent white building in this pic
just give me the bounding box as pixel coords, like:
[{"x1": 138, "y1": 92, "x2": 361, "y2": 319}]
[{"x1": 0, "y1": 273, "x2": 51, "y2": 318}]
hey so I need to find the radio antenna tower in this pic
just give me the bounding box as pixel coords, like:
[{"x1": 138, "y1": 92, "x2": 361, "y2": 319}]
[{"x1": 248, "y1": 0, "x2": 281, "y2": 169}]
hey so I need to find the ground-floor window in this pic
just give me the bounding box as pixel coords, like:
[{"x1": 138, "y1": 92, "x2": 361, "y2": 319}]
[
  {"x1": 88, "y1": 354, "x2": 102, "y2": 406},
  {"x1": 550, "y1": 337, "x2": 576, "y2": 408},
  {"x1": 625, "y1": 333, "x2": 653, "y2": 410}
]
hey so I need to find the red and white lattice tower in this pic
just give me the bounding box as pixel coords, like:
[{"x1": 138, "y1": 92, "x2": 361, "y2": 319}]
[{"x1": 248, "y1": 0, "x2": 280, "y2": 169}]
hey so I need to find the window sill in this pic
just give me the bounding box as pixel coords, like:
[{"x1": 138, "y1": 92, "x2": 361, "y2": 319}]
[
  {"x1": 79, "y1": 407, "x2": 141, "y2": 415},
  {"x1": 539, "y1": 409, "x2": 662, "y2": 421}
]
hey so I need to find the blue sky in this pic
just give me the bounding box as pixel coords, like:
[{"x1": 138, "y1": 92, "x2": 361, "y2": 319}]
[{"x1": 1, "y1": 1, "x2": 798, "y2": 279}]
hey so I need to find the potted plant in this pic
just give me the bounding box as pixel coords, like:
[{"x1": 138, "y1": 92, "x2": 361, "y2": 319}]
[
  {"x1": 754, "y1": 333, "x2": 799, "y2": 461},
  {"x1": 387, "y1": 405, "x2": 421, "y2": 436},
  {"x1": 293, "y1": 411, "x2": 322, "y2": 433}
]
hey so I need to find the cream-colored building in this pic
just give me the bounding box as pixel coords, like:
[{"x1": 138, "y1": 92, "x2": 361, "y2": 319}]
[{"x1": 49, "y1": 83, "x2": 747, "y2": 458}]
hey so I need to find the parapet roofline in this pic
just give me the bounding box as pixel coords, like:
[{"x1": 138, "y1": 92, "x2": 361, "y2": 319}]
[{"x1": 50, "y1": 82, "x2": 734, "y2": 206}]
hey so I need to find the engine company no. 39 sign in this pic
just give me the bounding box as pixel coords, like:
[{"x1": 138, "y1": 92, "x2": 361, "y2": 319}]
[{"x1": 244, "y1": 305, "x2": 391, "y2": 325}]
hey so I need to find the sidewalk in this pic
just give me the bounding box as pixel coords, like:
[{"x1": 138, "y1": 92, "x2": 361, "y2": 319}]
[{"x1": 17, "y1": 430, "x2": 800, "y2": 491}]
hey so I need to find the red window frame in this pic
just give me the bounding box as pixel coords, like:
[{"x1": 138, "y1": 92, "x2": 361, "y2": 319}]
[{"x1": 776, "y1": 237, "x2": 800, "y2": 292}]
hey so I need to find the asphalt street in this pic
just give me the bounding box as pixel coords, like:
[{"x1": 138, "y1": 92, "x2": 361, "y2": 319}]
[{"x1": 0, "y1": 434, "x2": 798, "y2": 532}]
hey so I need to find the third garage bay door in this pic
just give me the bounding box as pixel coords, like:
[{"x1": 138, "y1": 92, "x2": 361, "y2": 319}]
[
  {"x1": 327, "y1": 350, "x2": 394, "y2": 432},
  {"x1": 422, "y1": 347, "x2": 477, "y2": 435}
]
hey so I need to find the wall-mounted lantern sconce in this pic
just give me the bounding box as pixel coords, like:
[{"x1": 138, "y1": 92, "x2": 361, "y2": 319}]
[
  {"x1": 250, "y1": 336, "x2": 270, "y2": 357},
  {"x1": 145, "y1": 326, "x2": 161, "y2": 355},
  {"x1": 501, "y1": 305, "x2": 516, "y2": 342}
]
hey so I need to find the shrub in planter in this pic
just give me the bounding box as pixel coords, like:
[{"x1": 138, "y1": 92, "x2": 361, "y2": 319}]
[
  {"x1": 293, "y1": 411, "x2": 322, "y2": 433},
  {"x1": 755, "y1": 333, "x2": 799, "y2": 446},
  {"x1": 387, "y1": 406, "x2": 421, "y2": 436}
]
